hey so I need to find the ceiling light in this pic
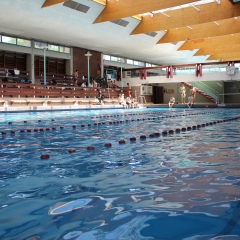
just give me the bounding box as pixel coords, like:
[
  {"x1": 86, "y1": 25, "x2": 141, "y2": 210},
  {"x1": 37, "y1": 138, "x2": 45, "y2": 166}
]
[
  {"x1": 187, "y1": 26, "x2": 193, "y2": 30},
  {"x1": 214, "y1": 21, "x2": 219, "y2": 25}
]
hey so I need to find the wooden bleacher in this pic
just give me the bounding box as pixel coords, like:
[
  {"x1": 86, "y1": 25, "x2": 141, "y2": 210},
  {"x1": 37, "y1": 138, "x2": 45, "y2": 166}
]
[{"x1": 0, "y1": 82, "x2": 129, "y2": 106}]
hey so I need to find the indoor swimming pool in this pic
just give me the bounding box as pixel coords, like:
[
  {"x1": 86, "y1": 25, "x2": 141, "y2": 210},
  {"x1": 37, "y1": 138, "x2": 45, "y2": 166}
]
[{"x1": 0, "y1": 108, "x2": 240, "y2": 240}]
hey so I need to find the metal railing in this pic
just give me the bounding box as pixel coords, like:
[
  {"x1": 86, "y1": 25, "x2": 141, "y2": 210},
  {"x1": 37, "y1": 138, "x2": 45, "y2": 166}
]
[{"x1": 189, "y1": 81, "x2": 219, "y2": 103}]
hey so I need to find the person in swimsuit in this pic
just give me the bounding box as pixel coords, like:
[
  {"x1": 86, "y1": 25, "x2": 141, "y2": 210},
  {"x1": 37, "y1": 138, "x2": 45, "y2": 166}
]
[
  {"x1": 73, "y1": 70, "x2": 78, "y2": 87},
  {"x1": 168, "y1": 95, "x2": 175, "y2": 108},
  {"x1": 190, "y1": 86, "x2": 197, "y2": 104},
  {"x1": 179, "y1": 84, "x2": 186, "y2": 104}
]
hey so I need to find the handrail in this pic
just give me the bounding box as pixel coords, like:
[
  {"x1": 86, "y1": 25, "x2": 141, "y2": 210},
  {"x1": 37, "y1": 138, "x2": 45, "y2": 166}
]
[{"x1": 189, "y1": 81, "x2": 218, "y2": 102}]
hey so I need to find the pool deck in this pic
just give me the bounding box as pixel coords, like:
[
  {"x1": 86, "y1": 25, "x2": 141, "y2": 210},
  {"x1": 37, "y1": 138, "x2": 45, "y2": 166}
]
[{"x1": 0, "y1": 98, "x2": 239, "y2": 112}]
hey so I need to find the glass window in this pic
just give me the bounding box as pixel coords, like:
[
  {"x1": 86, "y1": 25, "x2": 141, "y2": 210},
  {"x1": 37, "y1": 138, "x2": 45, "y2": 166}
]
[
  {"x1": 35, "y1": 41, "x2": 48, "y2": 49},
  {"x1": 59, "y1": 46, "x2": 71, "y2": 53},
  {"x1": 48, "y1": 44, "x2": 59, "y2": 51},
  {"x1": 103, "y1": 55, "x2": 111, "y2": 61},
  {"x1": 0, "y1": 35, "x2": 1, "y2": 42},
  {"x1": 17, "y1": 38, "x2": 31, "y2": 47},
  {"x1": 111, "y1": 56, "x2": 118, "y2": 62},
  {"x1": 2, "y1": 36, "x2": 16, "y2": 44},
  {"x1": 127, "y1": 59, "x2": 133, "y2": 64},
  {"x1": 146, "y1": 63, "x2": 152, "y2": 67},
  {"x1": 133, "y1": 61, "x2": 139, "y2": 65}
]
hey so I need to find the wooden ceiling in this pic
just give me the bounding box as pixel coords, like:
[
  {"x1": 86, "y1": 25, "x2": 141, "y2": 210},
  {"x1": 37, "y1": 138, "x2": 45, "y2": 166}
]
[{"x1": 41, "y1": 0, "x2": 240, "y2": 61}]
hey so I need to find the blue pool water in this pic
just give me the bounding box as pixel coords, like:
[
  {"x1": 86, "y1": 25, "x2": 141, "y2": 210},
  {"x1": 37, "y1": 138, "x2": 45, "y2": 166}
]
[{"x1": 0, "y1": 108, "x2": 240, "y2": 240}]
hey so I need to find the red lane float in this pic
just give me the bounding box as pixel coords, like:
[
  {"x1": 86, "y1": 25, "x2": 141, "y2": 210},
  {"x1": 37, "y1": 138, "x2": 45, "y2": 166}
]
[
  {"x1": 11, "y1": 130, "x2": 15, "y2": 134},
  {"x1": 149, "y1": 133, "x2": 155, "y2": 137},
  {"x1": 40, "y1": 128, "x2": 44, "y2": 131},
  {"x1": 162, "y1": 131, "x2": 168, "y2": 135},
  {"x1": 169, "y1": 130, "x2": 174, "y2": 134},
  {"x1": 1, "y1": 131, "x2": 6, "y2": 135},
  {"x1": 130, "y1": 137, "x2": 136, "y2": 141},
  {"x1": 46, "y1": 128, "x2": 50, "y2": 131},
  {"x1": 60, "y1": 126, "x2": 64, "y2": 129},
  {"x1": 20, "y1": 130, "x2": 25, "y2": 133},
  {"x1": 41, "y1": 154, "x2": 50, "y2": 159},
  {"x1": 140, "y1": 135, "x2": 146, "y2": 139},
  {"x1": 201, "y1": 124, "x2": 205, "y2": 127},
  {"x1": 88, "y1": 124, "x2": 91, "y2": 126},
  {"x1": 8, "y1": 122, "x2": 12, "y2": 124},
  {"x1": 24, "y1": 121, "x2": 27, "y2": 123},
  {"x1": 119, "y1": 139, "x2": 126, "y2": 144},
  {"x1": 68, "y1": 149, "x2": 76, "y2": 153},
  {"x1": 52, "y1": 127, "x2": 56, "y2": 130},
  {"x1": 192, "y1": 126, "x2": 197, "y2": 129},
  {"x1": 72, "y1": 125, "x2": 76, "y2": 128},
  {"x1": 27, "y1": 129, "x2": 32, "y2": 132},
  {"x1": 175, "y1": 129, "x2": 181, "y2": 132},
  {"x1": 181, "y1": 128, "x2": 186, "y2": 131},
  {"x1": 87, "y1": 146, "x2": 95, "y2": 150},
  {"x1": 187, "y1": 127, "x2": 191, "y2": 130},
  {"x1": 155, "y1": 132, "x2": 160, "y2": 136},
  {"x1": 38, "y1": 120, "x2": 41, "y2": 122},
  {"x1": 105, "y1": 143, "x2": 112, "y2": 147},
  {"x1": 34, "y1": 129, "x2": 38, "y2": 132},
  {"x1": 81, "y1": 124, "x2": 85, "y2": 127}
]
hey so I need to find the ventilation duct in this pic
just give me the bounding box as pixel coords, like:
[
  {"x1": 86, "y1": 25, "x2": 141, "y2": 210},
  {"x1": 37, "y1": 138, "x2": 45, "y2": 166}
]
[
  {"x1": 145, "y1": 32, "x2": 158, "y2": 37},
  {"x1": 63, "y1": 1, "x2": 90, "y2": 13},
  {"x1": 110, "y1": 19, "x2": 129, "y2": 27}
]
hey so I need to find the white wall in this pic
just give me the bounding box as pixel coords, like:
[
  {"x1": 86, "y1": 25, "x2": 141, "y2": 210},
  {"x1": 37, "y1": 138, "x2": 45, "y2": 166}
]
[{"x1": 122, "y1": 70, "x2": 240, "y2": 87}]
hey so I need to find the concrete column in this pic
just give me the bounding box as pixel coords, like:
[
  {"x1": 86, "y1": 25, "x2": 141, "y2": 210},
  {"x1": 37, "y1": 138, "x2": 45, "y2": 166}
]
[{"x1": 101, "y1": 53, "x2": 104, "y2": 78}]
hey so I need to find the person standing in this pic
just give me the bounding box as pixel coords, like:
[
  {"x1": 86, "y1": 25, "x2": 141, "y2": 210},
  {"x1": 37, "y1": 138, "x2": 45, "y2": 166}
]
[
  {"x1": 179, "y1": 84, "x2": 186, "y2": 104},
  {"x1": 73, "y1": 70, "x2": 78, "y2": 87},
  {"x1": 190, "y1": 86, "x2": 197, "y2": 104}
]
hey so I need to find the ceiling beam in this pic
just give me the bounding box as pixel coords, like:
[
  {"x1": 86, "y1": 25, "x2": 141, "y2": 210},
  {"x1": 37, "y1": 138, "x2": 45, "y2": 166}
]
[
  {"x1": 41, "y1": 0, "x2": 67, "y2": 8},
  {"x1": 207, "y1": 52, "x2": 240, "y2": 61},
  {"x1": 157, "y1": 18, "x2": 240, "y2": 44},
  {"x1": 178, "y1": 34, "x2": 240, "y2": 51},
  {"x1": 131, "y1": 0, "x2": 240, "y2": 35},
  {"x1": 194, "y1": 44, "x2": 240, "y2": 56},
  {"x1": 93, "y1": 0, "x2": 197, "y2": 24}
]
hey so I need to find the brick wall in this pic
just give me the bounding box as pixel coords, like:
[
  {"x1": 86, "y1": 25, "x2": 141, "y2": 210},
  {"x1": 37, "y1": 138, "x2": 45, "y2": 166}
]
[{"x1": 73, "y1": 47, "x2": 101, "y2": 80}]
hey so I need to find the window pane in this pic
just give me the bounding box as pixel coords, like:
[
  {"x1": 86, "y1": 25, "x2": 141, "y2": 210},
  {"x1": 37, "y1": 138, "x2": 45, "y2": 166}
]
[
  {"x1": 59, "y1": 46, "x2": 71, "y2": 53},
  {"x1": 127, "y1": 59, "x2": 133, "y2": 64},
  {"x1": 133, "y1": 61, "x2": 139, "y2": 65},
  {"x1": 111, "y1": 56, "x2": 118, "y2": 62},
  {"x1": 2, "y1": 36, "x2": 16, "y2": 44},
  {"x1": 146, "y1": 63, "x2": 152, "y2": 67},
  {"x1": 103, "y1": 55, "x2": 110, "y2": 61},
  {"x1": 0, "y1": 35, "x2": 1, "y2": 42},
  {"x1": 139, "y1": 62, "x2": 145, "y2": 67},
  {"x1": 48, "y1": 44, "x2": 59, "y2": 51},
  {"x1": 35, "y1": 41, "x2": 47, "y2": 49},
  {"x1": 17, "y1": 38, "x2": 31, "y2": 47}
]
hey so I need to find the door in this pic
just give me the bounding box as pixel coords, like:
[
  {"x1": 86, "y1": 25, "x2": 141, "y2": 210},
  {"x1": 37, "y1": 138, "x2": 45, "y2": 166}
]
[{"x1": 153, "y1": 86, "x2": 164, "y2": 104}]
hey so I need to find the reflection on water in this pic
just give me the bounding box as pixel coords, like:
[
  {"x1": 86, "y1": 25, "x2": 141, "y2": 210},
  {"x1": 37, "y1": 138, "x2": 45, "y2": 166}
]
[{"x1": 0, "y1": 108, "x2": 240, "y2": 239}]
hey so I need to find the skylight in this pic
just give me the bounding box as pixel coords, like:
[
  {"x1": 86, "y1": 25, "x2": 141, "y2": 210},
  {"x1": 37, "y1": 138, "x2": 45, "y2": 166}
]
[{"x1": 140, "y1": 0, "x2": 218, "y2": 17}]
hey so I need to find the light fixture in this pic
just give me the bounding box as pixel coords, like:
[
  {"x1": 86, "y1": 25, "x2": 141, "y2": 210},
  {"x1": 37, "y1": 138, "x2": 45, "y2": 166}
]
[
  {"x1": 214, "y1": 21, "x2": 220, "y2": 25},
  {"x1": 187, "y1": 26, "x2": 193, "y2": 30},
  {"x1": 85, "y1": 51, "x2": 92, "y2": 89}
]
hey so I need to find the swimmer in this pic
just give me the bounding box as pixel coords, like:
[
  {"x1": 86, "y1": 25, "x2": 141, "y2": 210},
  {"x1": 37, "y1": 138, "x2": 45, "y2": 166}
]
[
  {"x1": 187, "y1": 95, "x2": 193, "y2": 108},
  {"x1": 190, "y1": 86, "x2": 197, "y2": 104},
  {"x1": 179, "y1": 84, "x2": 186, "y2": 104},
  {"x1": 168, "y1": 95, "x2": 175, "y2": 108}
]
